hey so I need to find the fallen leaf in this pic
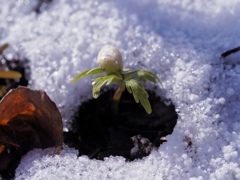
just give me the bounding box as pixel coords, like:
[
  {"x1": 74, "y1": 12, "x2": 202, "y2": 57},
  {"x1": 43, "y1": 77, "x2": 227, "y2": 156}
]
[{"x1": 0, "y1": 86, "x2": 63, "y2": 172}]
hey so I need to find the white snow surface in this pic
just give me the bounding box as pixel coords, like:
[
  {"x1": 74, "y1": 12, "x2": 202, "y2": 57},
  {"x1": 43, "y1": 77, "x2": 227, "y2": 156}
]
[{"x1": 1, "y1": 0, "x2": 240, "y2": 179}]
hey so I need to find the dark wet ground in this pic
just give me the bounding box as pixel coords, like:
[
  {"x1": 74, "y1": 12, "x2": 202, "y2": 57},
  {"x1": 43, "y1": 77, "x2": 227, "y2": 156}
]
[{"x1": 64, "y1": 88, "x2": 178, "y2": 160}]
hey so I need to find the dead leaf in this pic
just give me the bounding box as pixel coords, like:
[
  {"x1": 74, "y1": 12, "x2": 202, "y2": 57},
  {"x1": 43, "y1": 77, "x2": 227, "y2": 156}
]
[{"x1": 0, "y1": 86, "x2": 63, "y2": 172}]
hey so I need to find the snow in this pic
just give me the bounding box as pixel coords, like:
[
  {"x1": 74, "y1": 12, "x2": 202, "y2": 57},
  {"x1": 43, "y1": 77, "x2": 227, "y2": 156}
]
[{"x1": 1, "y1": 0, "x2": 240, "y2": 179}]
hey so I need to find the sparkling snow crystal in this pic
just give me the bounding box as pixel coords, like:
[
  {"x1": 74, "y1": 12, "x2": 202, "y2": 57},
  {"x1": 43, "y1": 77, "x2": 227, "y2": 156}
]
[{"x1": 0, "y1": 0, "x2": 240, "y2": 179}]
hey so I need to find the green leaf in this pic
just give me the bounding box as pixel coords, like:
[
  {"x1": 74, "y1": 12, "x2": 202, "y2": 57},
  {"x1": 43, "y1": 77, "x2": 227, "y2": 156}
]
[
  {"x1": 122, "y1": 69, "x2": 163, "y2": 88},
  {"x1": 126, "y1": 82, "x2": 132, "y2": 94},
  {"x1": 92, "y1": 73, "x2": 122, "y2": 98},
  {"x1": 138, "y1": 70, "x2": 156, "y2": 83},
  {"x1": 131, "y1": 84, "x2": 139, "y2": 103},
  {"x1": 105, "y1": 71, "x2": 122, "y2": 85},
  {"x1": 0, "y1": 70, "x2": 22, "y2": 79},
  {"x1": 86, "y1": 67, "x2": 105, "y2": 75},
  {"x1": 0, "y1": 43, "x2": 9, "y2": 55},
  {"x1": 121, "y1": 70, "x2": 138, "y2": 81},
  {"x1": 71, "y1": 67, "x2": 105, "y2": 82},
  {"x1": 125, "y1": 79, "x2": 152, "y2": 114},
  {"x1": 139, "y1": 94, "x2": 151, "y2": 114},
  {"x1": 71, "y1": 69, "x2": 91, "y2": 82}
]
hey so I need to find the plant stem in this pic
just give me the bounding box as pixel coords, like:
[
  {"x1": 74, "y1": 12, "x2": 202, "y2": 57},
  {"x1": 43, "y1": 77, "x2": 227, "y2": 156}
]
[{"x1": 112, "y1": 82, "x2": 125, "y2": 114}]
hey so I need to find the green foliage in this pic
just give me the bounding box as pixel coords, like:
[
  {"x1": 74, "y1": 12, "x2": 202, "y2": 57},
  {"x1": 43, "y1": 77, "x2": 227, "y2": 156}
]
[
  {"x1": 0, "y1": 43, "x2": 22, "y2": 79},
  {"x1": 71, "y1": 67, "x2": 105, "y2": 82},
  {"x1": 72, "y1": 66, "x2": 162, "y2": 114},
  {"x1": 122, "y1": 69, "x2": 162, "y2": 85},
  {"x1": 0, "y1": 71, "x2": 22, "y2": 79},
  {"x1": 0, "y1": 43, "x2": 22, "y2": 97},
  {"x1": 92, "y1": 72, "x2": 122, "y2": 98},
  {"x1": 125, "y1": 79, "x2": 151, "y2": 114},
  {"x1": 0, "y1": 43, "x2": 9, "y2": 55},
  {"x1": 71, "y1": 46, "x2": 162, "y2": 114}
]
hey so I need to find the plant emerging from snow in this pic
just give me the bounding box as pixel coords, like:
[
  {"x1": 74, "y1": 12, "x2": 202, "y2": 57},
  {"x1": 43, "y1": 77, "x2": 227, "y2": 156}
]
[
  {"x1": 72, "y1": 45, "x2": 162, "y2": 114},
  {"x1": 0, "y1": 43, "x2": 22, "y2": 97}
]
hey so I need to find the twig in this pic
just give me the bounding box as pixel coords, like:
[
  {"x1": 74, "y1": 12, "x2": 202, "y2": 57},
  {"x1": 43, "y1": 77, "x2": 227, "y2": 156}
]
[{"x1": 221, "y1": 46, "x2": 240, "y2": 58}]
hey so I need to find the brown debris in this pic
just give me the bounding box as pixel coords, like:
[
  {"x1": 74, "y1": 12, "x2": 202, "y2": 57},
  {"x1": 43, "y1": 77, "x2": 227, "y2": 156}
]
[{"x1": 0, "y1": 86, "x2": 63, "y2": 178}]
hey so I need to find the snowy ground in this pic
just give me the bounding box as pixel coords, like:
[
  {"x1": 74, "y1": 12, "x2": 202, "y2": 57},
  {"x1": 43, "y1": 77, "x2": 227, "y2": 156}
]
[{"x1": 1, "y1": 0, "x2": 240, "y2": 179}]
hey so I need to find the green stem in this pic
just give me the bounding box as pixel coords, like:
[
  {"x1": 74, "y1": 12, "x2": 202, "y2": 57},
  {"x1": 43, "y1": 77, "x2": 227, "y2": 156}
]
[{"x1": 112, "y1": 82, "x2": 125, "y2": 114}]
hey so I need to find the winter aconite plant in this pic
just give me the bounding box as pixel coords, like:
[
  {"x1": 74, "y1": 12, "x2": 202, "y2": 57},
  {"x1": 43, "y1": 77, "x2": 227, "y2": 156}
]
[{"x1": 72, "y1": 45, "x2": 162, "y2": 114}]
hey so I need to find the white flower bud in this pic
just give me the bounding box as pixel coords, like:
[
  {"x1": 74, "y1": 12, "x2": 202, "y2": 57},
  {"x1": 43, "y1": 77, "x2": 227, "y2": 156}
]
[{"x1": 97, "y1": 45, "x2": 123, "y2": 73}]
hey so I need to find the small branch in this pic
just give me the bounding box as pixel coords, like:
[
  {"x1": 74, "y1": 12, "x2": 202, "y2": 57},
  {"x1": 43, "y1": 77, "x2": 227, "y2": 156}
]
[
  {"x1": 221, "y1": 46, "x2": 240, "y2": 58},
  {"x1": 112, "y1": 83, "x2": 125, "y2": 114}
]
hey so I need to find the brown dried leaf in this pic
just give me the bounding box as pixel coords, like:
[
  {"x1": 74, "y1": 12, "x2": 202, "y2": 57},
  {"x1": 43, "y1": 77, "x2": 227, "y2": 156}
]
[{"x1": 0, "y1": 86, "x2": 63, "y2": 171}]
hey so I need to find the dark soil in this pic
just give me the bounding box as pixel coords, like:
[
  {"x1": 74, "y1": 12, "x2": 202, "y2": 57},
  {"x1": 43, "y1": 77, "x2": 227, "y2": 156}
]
[{"x1": 64, "y1": 88, "x2": 178, "y2": 160}]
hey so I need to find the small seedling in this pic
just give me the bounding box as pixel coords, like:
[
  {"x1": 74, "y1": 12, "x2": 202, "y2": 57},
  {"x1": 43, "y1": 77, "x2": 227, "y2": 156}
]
[
  {"x1": 0, "y1": 43, "x2": 22, "y2": 97},
  {"x1": 72, "y1": 45, "x2": 162, "y2": 114},
  {"x1": 0, "y1": 43, "x2": 22, "y2": 79}
]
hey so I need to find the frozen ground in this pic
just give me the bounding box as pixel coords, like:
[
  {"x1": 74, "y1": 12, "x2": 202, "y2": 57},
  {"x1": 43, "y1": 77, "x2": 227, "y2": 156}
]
[{"x1": 1, "y1": 0, "x2": 240, "y2": 179}]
